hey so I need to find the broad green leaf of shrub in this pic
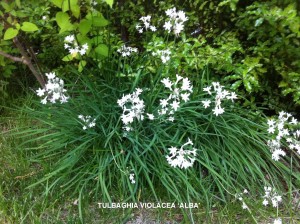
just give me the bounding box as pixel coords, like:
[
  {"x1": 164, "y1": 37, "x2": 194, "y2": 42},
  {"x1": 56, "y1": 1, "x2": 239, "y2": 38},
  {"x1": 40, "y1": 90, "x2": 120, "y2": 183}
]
[
  {"x1": 104, "y1": 0, "x2": 114, "y2": 8},
  {"x1": 95, "y1": 44, "x2": 108, "y2": 57},
  {"x1": 79, "y1": 19, "x2": 92, "y2": 36},
  {"x1": 20, "y1": 22, "x2": 38, "y2": 32},
  {"x1": 78, "y1": 60, "x2": 86, "y2": 72},
  {"x1": 56, "y1": 12, "x2": 74, "y2": 33},
  {"x1": 3, "y1": 28, "x2": 18, "y2": 40},
  {"x1": 92, "y1": 17, "x2": 109, "y2": 27},
  {"x1": 62, "y1": 54, "x2": 74, "y2": 61}
]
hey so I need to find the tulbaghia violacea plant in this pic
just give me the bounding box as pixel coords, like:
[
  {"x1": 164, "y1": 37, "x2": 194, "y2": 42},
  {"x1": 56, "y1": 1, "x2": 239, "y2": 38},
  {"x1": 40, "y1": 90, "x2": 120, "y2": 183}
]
[
  {"x1": 117, "y1": 45, "x2": 138, "y2": 57},
  {"x1": 202, "y1": 82, "x2": 237, "y2": 116},
  {"x1": 165, "y1": 138, "x2": 197, "y2": 169},
  {"x1": 64, "y1": 34, "x2": 88, "y2": 56},
  {"x1": 267, "y1": 111, "x2": 300, "y2": 161},
  {"x1": 36, "y1": 72, "x2": 69, "y2": 104},
  {"x1": 78, "y1": 115, "x2": 96, "y2": 130},
  {"x1": 163, "y1": 7, "x2": 188, "y2": 35},
  {"x1": 158, "y1": 74, "x2": 192, "y2": 122},
  {"x1": 262, "y1": 186, "x2": 282, "y2": 208},
  {"x1": 136, "y1": 15, "x2": 157, "y2": 33}
]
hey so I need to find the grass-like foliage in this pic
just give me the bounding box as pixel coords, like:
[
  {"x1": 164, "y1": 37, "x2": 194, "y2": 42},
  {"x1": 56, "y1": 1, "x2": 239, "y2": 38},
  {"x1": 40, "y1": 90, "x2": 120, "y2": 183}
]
[{"x1": 16, "y1": 69, "x2": 297, "y2": 214}]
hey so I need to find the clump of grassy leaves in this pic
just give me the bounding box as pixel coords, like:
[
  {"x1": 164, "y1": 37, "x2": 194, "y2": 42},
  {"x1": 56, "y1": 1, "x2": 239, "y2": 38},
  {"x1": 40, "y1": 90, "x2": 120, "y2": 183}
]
[{"x1": 12, "y1": 66, "x2": 299, "y2": 224}]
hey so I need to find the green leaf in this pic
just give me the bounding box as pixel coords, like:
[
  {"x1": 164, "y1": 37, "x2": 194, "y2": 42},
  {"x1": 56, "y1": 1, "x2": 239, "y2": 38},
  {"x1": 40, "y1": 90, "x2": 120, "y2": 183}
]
[
  {"x1": 71, "y1": 4, "x2": 80, "y2": 18},
  {"x1": 92, "y1": 17, "x2": 109, "y2": 27},
  {"x1": 21, "y1": 22, "x2": 38, "y2": 32},
  {"x1": 79, "y1": 19, "x2": 92, "y2": 36},
  {"x1": 62, "y1": 54, "x2": 73, "y2": 61},
  {"x1": 56, "y1": 12, "x2": 74, "y2": 34},
  {"x1": 78, "y1": 60, "x2": 86, "y2": 72},
  {"x1": 95, "y1": 44, "x2": 108, "y2": 57},
  {"x1": 15, "y1": 0, "x2": 21, "y2": 8},
  {"x1": 51, "y1": 0, "x2": 63, "y2": 8},
  {"x1": 4, "y1": 28, "x2": 18, "y2": 40},
  {"x1": 104, "y1": 0, "x2": 114, "y2": 8}
]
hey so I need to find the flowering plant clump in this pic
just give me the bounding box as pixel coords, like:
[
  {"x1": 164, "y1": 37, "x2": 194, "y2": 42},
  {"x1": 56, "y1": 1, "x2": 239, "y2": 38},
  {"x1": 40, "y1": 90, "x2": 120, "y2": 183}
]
[
  {"x1": 36, "y1": 72, "x2": 69, "y2": 104},
  {"x1": 267, "y1": 111, "x2": 300, "y2": 161},
  {"x1": 202, "y1": 82, "x2": 237, "y2": 116},
  {"x1": 64, "y1": 34, "x2": 88, "y2": 56},
  {"x1": 163, "y1": 7, "x2": 188, "y2": 35},
  {"x1": 117, "y1": 45, "x2": 138, "y2": 57},
  {"x1": 117, "y1": 88, "x2": 145, "y2": 132},
  {"x1": 158, "y1": 74, "x2": 193, "y2": 122},
  {"x1": 262, "y1": 186, "x2": 282, "y2": 208},
  {"x1": 136, "y1": 15, "x2": 157, "y2": 33},
  {"x1": 78, "y1": 115, "x2": 96, "y2": 130},
  {"x1": 165, "y1": 138, "x2": 197, "y2": 169}
]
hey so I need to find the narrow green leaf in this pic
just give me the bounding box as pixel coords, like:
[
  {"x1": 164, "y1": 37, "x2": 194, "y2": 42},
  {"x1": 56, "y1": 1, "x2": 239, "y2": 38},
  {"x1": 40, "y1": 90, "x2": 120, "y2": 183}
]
[
  {"x1": 78, "y1": 60, "x2": 87, "y2": 72},
  {"x1": 21, "y1": 22, "x2": 39, "y2": 32},
  {"x1": 4, "y1": 28, "x2": 18, "y2": 40}
]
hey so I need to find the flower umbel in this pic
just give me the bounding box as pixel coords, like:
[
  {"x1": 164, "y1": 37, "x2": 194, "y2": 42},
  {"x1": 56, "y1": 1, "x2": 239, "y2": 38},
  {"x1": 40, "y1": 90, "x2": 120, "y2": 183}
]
[
  {"x1": 64, "y1": 34, "x2": 88, "y2": 56},
  {"x1": 36, "y1": 72, "x2": 69, "y2": 104},
  {"x1": 117, "y1": 45, "x2": 138, "y2": 57},
  {"x1": 262, "y1": 186, "x2": 282, "y2": 208},
  {"x1": 202, "y1": 82, "x2": 237, "y2": 116},
  {"x1": 117, "y1": 88, "x2": 145, "y2": 132},
  {"x1": 267, "y1": 111, "x2": 300, "y2": 161},
  {"x1": 158, "y1": 75, "x2": 193, "y2": 121},
  {"x1": 165, "y1": 138, "x2": 197, "y2": 169},
  {"x1": 78, "y1": 115, "x2": 96, "y2": 130}
]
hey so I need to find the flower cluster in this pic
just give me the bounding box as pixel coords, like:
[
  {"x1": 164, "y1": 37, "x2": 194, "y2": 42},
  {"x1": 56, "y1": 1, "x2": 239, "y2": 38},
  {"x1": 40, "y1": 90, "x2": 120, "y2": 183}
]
[
  {"x1": 262, "y1": 186, "x2": 282, "y2": 208},
  {"x1": 117, "y1": 88, "x2": 146, "y2": 131},
  {"x1": 163, "y1": 7, "x2": 188, "y2": 35},
  {"x1": 78, "y1": 115, "x2": 96, "y2": 130},
  {"x1": 64, "y1": 35, "x2": 88, "y2": 56},
  {"x1": 36, "y1": 72, "x2": 69, "y2": 104},
  {"x1": 267, "y1": 111, "x2": 300, "y2": 161},
  {"x1": 136, "y1": 15, "x2": 156, "y2": 33},
  {"x1": 235, "y1": 189, "x2": 249, "y2": 210},
  {"x1": 152, "y1": 49, "x2": 172, "y2": 64},
  {"x1": 129, "y1": 173, "x2": 135, "y2": 184},
  {"x1": 165, "y1": 138, "x2": 197, "y2": 169},
  {"x1": 202, "y1": 82, "x2": 237, "y2": 116},
  {"x1": 117, "y1": 45, "x2": 138, "y2": 57},
  {"x1": 158, "y1": 75, "x2": 193, "y2": 122}
]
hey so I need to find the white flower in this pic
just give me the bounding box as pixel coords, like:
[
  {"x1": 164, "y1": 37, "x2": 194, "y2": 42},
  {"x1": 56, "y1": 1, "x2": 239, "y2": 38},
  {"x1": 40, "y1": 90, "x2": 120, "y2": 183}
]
[
  {"x1": 273, "y1": 218, "x2": 282, "y2": 224},
  {"x1": 147, "y1": 113, "x2": 154, "y2": 120},
  {"x1": 203, "y1": 86, "x2": 212, "y2": 95},
  {"x1": 242, "y1": 202, "x2": 248, "y2": 209},
  {"x1": 161, "y1": 78, "x2": 172, "y2": 90},
  {"x1": 268, "y1": 126, "x2": 276, "y2": 134},
  {"x1": 65, "y1": 35, "x2": 75, "y2": 43},
  {"x1": 262, "y1": 199, "x2": 268, "y2": 206},
  {"x1": 181, "y1": 93, "x2": 190, "y2": 102},
  {"x1": 36, "y1": 88, "x2": 45, "y2": 97},
  {"x1": 163, "y1": 21, "x2": 172, "y2": 32},
  {"x1": 181, "y1": 78, "x2": 192, "y2": 92},
  {"x1": 171, "y1": 101, "x2": 180, "y2": 111},
  {"x1": 42, "y1": 16, "x2": 47, "y2": 20},
  {"x1": 212, "y1": 106, "x2": 225, "y2": 116},
  {"x1": 202, "y1": 100, "x2": 211, "y2": 109}
]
